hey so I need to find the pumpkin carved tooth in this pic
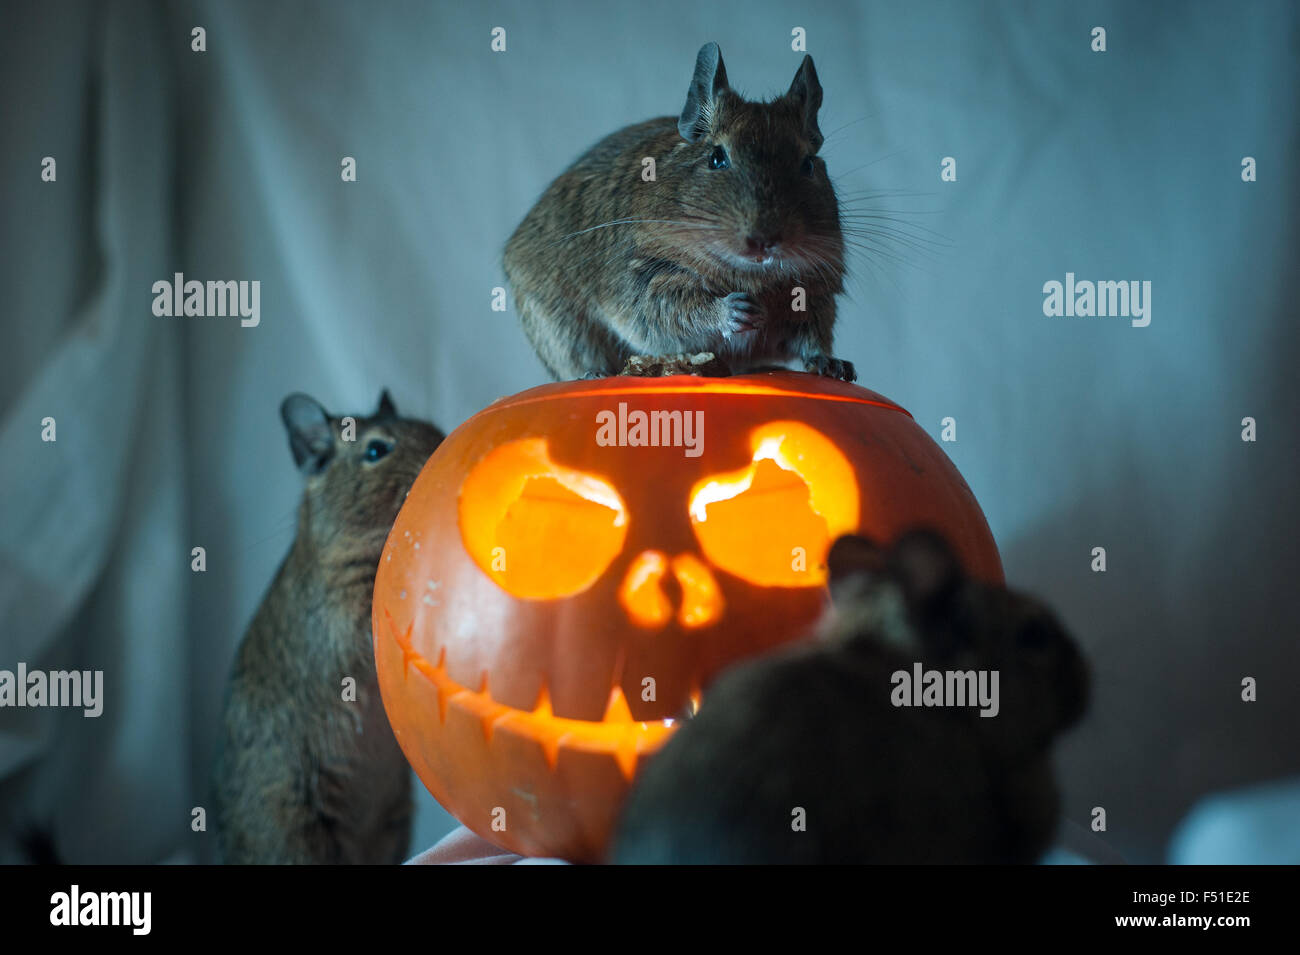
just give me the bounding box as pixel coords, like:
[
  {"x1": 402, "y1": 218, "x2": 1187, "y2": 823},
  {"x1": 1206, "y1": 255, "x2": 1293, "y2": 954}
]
[
  {"x1": 602, "y1": 686, "x2": 636, "y2": 723},
  {"x1": 529, "y1": 686, "x2": 561, "y2": 769}
]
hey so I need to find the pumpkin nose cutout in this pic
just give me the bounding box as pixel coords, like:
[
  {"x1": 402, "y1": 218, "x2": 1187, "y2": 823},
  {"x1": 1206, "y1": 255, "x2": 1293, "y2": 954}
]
[
  {"x1": 671, "y1": 553, "x2": 724, "y2": 628},
  {"x1": 618, "y1": 550, "x2": 725, "y2": 629},
  {"x1": 618, "y1": 551, "x2": 671, "y2": 628}
]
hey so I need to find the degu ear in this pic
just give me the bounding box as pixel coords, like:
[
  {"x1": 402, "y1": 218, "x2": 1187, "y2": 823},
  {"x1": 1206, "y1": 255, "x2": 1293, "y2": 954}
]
[
  {"x1": 678, "y1": 42, "x2": 730, "y2": 143},
  {"x1": 888, "y1": 528, "x2": 964, "y2": 610},
  {"x1": 786, "y1": 54, "x2": 824, "y2": 151},
  {"x1": 280, "y1": 393, "x2": 335, "y2": 476},
  {"x1": 827, "y1": 534, "x2": 886, "y2": 597},
  {"x1": 375, "y1": 388, "x2": 398, "y2": 420}
]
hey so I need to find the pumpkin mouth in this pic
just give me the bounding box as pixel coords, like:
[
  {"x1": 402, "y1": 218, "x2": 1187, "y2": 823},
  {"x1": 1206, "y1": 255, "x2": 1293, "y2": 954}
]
[{"x1": 385, "y1": 609, "x2": 680, "y2": 780}]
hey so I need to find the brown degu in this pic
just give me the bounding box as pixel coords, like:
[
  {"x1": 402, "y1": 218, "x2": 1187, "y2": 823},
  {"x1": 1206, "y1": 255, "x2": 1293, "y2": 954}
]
[
  {"x1": 212, "y1": 391, "x2": 444, "y2": 864},
  {"x1": 505, "y1": 42, "x2": 854, "y2": 382},
  {"x1": 611, "y1": 530, "x2": 1090, "y2": 864}
]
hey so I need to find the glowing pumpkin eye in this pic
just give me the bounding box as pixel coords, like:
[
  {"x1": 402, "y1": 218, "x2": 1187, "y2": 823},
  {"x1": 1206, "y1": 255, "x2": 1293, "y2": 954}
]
[
  {"x1": 459, "y1": 438, "x2": 628, "y2": 599},
  {"x1": 688, "y1": 422, "x2": 859, "y2": 587}
]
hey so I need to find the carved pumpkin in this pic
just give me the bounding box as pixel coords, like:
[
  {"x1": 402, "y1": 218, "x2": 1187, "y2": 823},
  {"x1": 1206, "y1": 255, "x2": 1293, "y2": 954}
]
[{"x1": 372, "y1": 371, "x2": 1002, "y2": 861}]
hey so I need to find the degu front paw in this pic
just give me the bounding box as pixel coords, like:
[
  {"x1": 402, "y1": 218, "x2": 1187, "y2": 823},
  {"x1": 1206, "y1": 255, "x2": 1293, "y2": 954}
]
[
  {"x1": 804, "y1": 354, "x2": 857, "y2": 381},
  {"x1": 720, "y1": 291, "x2": 765, "y2": 337}
]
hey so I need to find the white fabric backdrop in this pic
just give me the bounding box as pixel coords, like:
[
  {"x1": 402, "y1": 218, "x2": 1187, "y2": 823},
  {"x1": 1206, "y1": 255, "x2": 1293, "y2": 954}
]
[{"x1": 2, "y1": 0, "x2": 1297, "y2": 863}]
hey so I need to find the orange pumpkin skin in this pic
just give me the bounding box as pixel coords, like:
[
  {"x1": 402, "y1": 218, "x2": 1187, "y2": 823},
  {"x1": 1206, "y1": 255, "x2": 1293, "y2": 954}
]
[{"x1": 373, "y1": 371, "x2": 1002, "y2": 862}]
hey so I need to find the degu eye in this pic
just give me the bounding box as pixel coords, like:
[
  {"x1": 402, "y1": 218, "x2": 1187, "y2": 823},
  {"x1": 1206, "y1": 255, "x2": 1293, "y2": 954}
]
[
  {"x1": 801, "y1": 155, "x2": 816, "y2": 177},
  {"x1": 708, "y1": 145, "x2": 730, "y2": 170},
  {"x1": 363, "y1": 438, "x2": 393, "y2": 463}
]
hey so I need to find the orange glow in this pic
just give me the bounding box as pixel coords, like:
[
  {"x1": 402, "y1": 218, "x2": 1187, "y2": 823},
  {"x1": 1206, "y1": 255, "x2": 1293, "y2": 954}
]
[
  {"x1": 619, "y1": 550, "x2": 673, "y2": 628},
  {"x1": 459, "y1": 438, "x2": 628, "y2": 599},
  {"x1": 486, "y1": 380, "x2": 913, "y2": 416},
  {"x1": 688, "y1": 422, "x2": 859, "y2": 586},
  {"x1": 389, "y1": 612, "x2": 675, "y2": 781},
  {"x1": 670, "y1": 553, "x2": 725, "y2": 627}
]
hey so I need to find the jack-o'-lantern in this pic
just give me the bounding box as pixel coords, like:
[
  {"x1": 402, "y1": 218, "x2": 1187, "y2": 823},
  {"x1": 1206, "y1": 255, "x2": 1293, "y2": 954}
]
[{"x1": 372, "y1": 371, "x2": 1002, "y2": 862}]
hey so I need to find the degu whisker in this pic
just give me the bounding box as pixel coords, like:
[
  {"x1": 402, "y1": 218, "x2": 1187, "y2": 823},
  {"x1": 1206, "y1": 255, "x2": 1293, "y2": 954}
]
[
  {"x1": 828, "y1": 150, "x2": 913, "y2": 180},
  {"x1": 556, "y1": 218, "x2": 727, "y2": 242}
]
